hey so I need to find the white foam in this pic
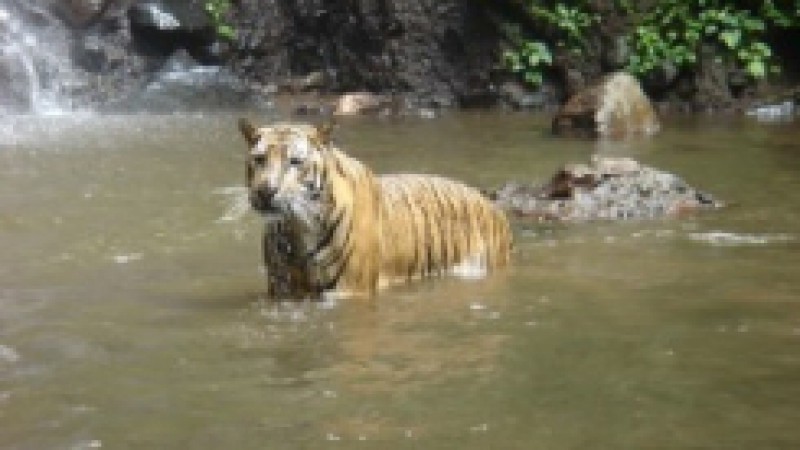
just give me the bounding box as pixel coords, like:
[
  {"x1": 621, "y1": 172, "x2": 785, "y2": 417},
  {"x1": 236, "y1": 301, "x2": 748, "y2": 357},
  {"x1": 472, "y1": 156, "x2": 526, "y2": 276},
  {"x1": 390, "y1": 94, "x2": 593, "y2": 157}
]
[
  {"x1": 451, "y1": 247, "x2": 488, "y2": 279},
  {"x1": 688, "y1": 231, "x2": 795, "y2": 246},
  {"x1": 112, "y1": 253, "x2": 143, "y2": 264}
]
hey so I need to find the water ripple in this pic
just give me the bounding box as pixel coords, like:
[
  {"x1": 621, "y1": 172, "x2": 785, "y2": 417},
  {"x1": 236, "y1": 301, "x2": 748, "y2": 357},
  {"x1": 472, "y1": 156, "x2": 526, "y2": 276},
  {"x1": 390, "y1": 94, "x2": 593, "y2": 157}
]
[
  {"x1": 687, "y1": 231, "x2": 795, "y2": 246},
  {"x1": 213, "y1": 186, "x2": 250, "y2": 223}
]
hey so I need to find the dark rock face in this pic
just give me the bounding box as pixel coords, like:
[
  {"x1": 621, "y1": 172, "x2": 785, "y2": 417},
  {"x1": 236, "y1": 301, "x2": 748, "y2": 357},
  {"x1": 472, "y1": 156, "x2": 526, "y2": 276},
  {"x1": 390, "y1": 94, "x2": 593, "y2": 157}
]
[
  {"x1": 128, "y1": 0, "x2": 220, "y2": 63},
  {"x1": 552, "y1": 72, "x2": 660, "y2": 139},
  {"x1": 489, "y1": 157, "x2": 723, "y2": 222},
  {"x1": 693, "y1": 43, "x2": 735, "y2": 111},
  {"x1": 230, "y1": 0, "x2": 499, "y2": 108},
  {"x1": 52, "y1": 0, "x2": 118, "y2": 28}
]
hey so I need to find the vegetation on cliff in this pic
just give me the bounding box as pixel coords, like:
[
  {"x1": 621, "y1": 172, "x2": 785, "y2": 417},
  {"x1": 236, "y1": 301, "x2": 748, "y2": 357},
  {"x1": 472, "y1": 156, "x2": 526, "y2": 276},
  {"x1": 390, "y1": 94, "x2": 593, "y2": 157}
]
[
  {"x1": 494, "y1": 0, "x2": 800, "y2": 92},
  {"x1": 204, "y1": 0, "x2": 235, "y2": 40}
]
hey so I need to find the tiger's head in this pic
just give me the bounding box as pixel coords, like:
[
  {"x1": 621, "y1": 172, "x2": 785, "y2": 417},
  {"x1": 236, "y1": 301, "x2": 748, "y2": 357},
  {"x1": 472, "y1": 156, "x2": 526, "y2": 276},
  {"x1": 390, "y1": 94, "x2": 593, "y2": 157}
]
[{"x1": 238, "y1": 119, "x2": 335, "y2": 225}]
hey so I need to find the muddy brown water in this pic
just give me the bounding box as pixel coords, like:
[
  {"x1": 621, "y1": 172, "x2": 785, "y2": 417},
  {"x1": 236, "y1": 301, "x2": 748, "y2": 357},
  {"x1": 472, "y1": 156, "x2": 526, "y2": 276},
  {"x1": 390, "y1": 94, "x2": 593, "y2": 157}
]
[{"x1": 1, "y1": 112, "x2": 799, "y2": 449}]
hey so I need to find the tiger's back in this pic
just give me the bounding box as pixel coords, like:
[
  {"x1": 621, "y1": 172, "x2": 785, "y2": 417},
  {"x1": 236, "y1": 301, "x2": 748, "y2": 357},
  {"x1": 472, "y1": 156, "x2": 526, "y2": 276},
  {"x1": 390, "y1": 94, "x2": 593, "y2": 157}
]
[{"x1": 378, "y1": 174, "x2": 511, "y2": 287}]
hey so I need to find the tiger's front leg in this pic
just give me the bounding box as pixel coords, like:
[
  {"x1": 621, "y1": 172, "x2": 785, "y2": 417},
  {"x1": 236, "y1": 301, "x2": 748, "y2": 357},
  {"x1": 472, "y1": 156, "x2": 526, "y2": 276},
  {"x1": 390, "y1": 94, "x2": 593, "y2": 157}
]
[{"x1": 261, "y1": 220, "x2": 314, "y2": 299}]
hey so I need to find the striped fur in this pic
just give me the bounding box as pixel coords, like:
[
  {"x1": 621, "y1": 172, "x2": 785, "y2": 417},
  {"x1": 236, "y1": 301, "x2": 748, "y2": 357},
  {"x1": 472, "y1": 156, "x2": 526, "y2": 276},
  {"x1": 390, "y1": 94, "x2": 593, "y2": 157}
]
[{"x1": 239, "y1": 119, "x2": 511, "y2": 299}]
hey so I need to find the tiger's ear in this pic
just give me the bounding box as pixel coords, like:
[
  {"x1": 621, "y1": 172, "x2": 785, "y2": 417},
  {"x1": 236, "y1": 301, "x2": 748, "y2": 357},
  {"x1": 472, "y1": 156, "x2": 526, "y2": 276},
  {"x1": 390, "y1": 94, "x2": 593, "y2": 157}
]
[
  {"x1": 315, "y1": 120, "x2": 335, "y2": 147},
  {"x1": 238, "y1": 118, "x2": 258, "y2": 148}
]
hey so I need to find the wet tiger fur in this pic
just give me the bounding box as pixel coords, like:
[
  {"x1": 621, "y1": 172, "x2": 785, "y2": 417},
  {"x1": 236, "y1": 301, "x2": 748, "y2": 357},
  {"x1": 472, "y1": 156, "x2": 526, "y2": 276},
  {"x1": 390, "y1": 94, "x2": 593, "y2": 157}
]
[{"x1": 238, "y1": 119, "x2": 511, "y2": 299}]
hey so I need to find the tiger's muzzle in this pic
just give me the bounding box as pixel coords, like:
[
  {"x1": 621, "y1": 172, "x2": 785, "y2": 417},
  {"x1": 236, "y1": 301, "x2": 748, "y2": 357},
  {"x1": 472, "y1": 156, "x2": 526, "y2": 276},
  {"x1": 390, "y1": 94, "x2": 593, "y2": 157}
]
[{"x1": 250, "y1": 185, "x2": 281, "y2": 214}]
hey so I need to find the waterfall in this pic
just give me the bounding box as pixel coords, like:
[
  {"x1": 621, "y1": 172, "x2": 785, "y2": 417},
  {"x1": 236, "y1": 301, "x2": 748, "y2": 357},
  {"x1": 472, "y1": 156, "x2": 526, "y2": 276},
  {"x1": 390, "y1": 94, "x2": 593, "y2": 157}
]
[
  {"x1": 0, "y1": 0, "x2": 269, "y2": 115},
  {"x1": 0, "y1": 0, "x2": 85, "y2": 115}
]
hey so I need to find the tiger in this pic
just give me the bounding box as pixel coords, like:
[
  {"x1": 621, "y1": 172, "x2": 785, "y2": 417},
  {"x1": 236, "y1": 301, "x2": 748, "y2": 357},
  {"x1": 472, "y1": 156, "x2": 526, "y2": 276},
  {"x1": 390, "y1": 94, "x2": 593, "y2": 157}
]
[{"x1": 238, "y1": 118, "x2": 512, "y2": 299}]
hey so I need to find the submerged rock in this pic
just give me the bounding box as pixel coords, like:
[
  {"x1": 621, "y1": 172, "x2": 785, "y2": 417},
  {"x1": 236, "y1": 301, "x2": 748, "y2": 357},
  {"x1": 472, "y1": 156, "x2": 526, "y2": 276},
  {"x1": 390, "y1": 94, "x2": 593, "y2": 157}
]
[
  {"x1": 552, "y1": 71, "x2": 660, "y2": 139},
  {"x1": 489, "y1": 156, "x2": 722, "y2": 222}
]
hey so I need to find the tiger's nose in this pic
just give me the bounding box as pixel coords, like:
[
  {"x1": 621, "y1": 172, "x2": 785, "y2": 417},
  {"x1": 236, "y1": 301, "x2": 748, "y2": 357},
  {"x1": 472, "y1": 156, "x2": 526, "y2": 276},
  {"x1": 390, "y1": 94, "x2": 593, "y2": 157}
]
[
  {"x1": 258, "y1": 186, "x2": 277, "y2": 200},
  {"x1": 252, "y1": 186, "x2": 278, "y2": 209}
]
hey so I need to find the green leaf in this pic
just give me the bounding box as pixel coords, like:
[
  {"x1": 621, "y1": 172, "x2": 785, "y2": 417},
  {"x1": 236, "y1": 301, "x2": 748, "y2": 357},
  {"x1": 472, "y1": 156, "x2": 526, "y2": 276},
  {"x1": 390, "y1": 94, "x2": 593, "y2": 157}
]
[
  {"x1": 719, "y1": 29, "x2": 741, "y2": 49},
  {"x1": 218, "y1": 24, "x2": 236, "y2": 40},
  {"x1": 743, "y1": 17, "x2": 766, "y2": 31},
  {"x1": 524, "y1": 71, "x2": 543, "y2": 86},
  {"x1": 752, "y1": 42, "x2": 772, "y2": 57},
  {"x1": 746, "y1": 60, "x2": 766, "y2": 78}
]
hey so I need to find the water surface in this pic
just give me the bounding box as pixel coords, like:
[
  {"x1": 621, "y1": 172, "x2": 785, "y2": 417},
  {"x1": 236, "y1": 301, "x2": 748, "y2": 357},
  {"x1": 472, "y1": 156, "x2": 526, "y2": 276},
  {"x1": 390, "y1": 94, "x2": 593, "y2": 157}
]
[{"x1": 1, "y1": 112, "x2": 799, "y2": 449}]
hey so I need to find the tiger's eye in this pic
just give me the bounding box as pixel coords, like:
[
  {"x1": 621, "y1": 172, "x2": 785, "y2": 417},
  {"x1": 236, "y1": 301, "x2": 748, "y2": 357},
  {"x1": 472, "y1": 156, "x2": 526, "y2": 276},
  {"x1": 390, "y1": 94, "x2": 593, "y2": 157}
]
[
  {"x1": 252, "y1": 155, "x2": 266, "y2": 165},
  {"x1": 288, "y1": 156, "x2": 303, "y2": 166}
]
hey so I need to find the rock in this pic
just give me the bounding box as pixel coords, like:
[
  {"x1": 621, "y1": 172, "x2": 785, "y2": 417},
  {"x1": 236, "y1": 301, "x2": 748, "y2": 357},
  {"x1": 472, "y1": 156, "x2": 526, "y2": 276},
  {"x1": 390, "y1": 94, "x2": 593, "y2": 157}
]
[
  {"x1": 280, "y1": 71, "x2": 327, "y2": 94},
  {"x1": 107, "y1": 49, "x2": 270, "y2": 112},
  {"x1": 489, "y1": 156, "x2": 722, "y2": 222},
  {"x1": 498, "y1": 80, "x2": 557, "y2": 110},
  {"x1": 230, "y1": 0, "x2": 499, "y2": 109},
  {"x1": 601, "y1": 34, "x2": 629, "y2": 71},
  {"x1": 333, "y1": 91, "x2": 394, "y2": 116},
  {"x1": 693, "y1": 43, "x2": 734, "y2": 111},
  {"x1": 128, "y1": 0, "x2": 217, "y2": 62},
  {"x1": 52, "y1": 0, "x2": 110, "y2": 28},
  {"x1": 642, "y1": 62, "x2": 679, "y2": 94},
  {"x1": 552, "y1": 71, "x2": 660, "y2": 139},
  {"x1": 128, "y1": 0, "x2": 210, "y2": 33}
]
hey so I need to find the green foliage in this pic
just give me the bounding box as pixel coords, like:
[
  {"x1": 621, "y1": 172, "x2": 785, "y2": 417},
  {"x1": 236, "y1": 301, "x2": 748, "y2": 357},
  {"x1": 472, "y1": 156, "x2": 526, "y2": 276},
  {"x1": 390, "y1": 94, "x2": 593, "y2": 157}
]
[
  {"x1": 527, "y1": 2, "x2": 596, "y2": 49},
  {"x1": 501, "y1": 0, "x2": 800, "y2": 87},
  {"x1": 501, "y1": 1, "x2": 595, "y2": 86},
  {"x1": 504, "y1": 41, "x2": 553, "y2": 85},
  {"x1": 204, "y1": 0, "x2": 236, "y2": 40},
  {"x1": 626, "y1": 1, "x2": 788, "y2": 79}
]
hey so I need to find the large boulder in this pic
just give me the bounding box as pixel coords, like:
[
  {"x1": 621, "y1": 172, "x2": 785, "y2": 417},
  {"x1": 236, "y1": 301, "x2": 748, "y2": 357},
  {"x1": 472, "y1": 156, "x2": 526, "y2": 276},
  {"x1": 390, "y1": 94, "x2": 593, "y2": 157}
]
[
  {"x1": 552, "y1": 71, "x2": 660, "y2": 139},
  {"x1": 489, "y1": 156, "x2": 722, "y2": 222}
]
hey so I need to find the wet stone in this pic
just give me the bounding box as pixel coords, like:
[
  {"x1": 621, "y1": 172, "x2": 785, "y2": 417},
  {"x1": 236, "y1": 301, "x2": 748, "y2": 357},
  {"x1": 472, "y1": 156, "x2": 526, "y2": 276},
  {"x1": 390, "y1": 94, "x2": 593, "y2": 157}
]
[{"x1": 489, "y1": 156, "x2": 724, "y2": 222}]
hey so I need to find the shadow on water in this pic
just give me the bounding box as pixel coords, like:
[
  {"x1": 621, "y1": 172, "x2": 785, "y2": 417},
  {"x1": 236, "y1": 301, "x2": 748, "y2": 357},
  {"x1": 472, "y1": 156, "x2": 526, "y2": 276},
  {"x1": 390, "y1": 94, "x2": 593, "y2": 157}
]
[{"x1": 1, "y1": 112, "x2": 800, "y2": 448}]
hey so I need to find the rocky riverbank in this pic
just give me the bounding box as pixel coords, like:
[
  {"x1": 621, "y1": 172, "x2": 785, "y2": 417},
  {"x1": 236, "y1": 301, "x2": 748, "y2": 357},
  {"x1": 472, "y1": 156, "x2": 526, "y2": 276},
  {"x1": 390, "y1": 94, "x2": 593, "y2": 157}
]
[{"x1": 1, "y1": 0, "x2": 798, "y2": 115}]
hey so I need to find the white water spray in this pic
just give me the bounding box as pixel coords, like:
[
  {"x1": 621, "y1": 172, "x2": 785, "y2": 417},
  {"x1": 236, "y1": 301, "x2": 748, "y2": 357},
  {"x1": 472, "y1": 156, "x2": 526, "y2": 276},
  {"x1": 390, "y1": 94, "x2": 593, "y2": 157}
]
[{"x1": 0, "y1": 1, "x2": 85, "y2": 114}]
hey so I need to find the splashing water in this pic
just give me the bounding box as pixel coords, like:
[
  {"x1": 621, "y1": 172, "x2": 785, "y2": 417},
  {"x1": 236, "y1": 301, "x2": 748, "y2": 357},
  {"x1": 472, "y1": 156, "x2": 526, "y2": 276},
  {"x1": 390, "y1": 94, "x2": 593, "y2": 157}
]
[{"x1": 213, "y1": 186, "x2": 251, "y2": 223}]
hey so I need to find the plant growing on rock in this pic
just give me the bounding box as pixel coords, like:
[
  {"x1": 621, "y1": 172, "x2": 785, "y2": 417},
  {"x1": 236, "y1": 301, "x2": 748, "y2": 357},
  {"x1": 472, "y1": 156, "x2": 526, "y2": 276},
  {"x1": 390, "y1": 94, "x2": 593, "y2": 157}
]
[
  {"x1": 499, "y1": 1, "x2": 596, "y2": 86},
  {"x1": 504, "y1": 40, "x2": 553, "y2": 86},
  {"x1": 496, "y1": 0, "x2": 800, "y2": 87},
  {"x1": 204, "y1": 0, "x2": 236, "y2": 40},
  {"x1": 624, "y1": 1, "x2": 788, "y2": 79}
]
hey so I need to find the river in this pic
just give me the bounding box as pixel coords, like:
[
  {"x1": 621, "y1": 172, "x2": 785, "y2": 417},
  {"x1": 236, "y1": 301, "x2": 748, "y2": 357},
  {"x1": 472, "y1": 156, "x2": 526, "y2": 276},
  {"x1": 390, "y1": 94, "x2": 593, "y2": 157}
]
[{"x1": 1, "y1": 112, "x2": 799, "y2": 449}]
